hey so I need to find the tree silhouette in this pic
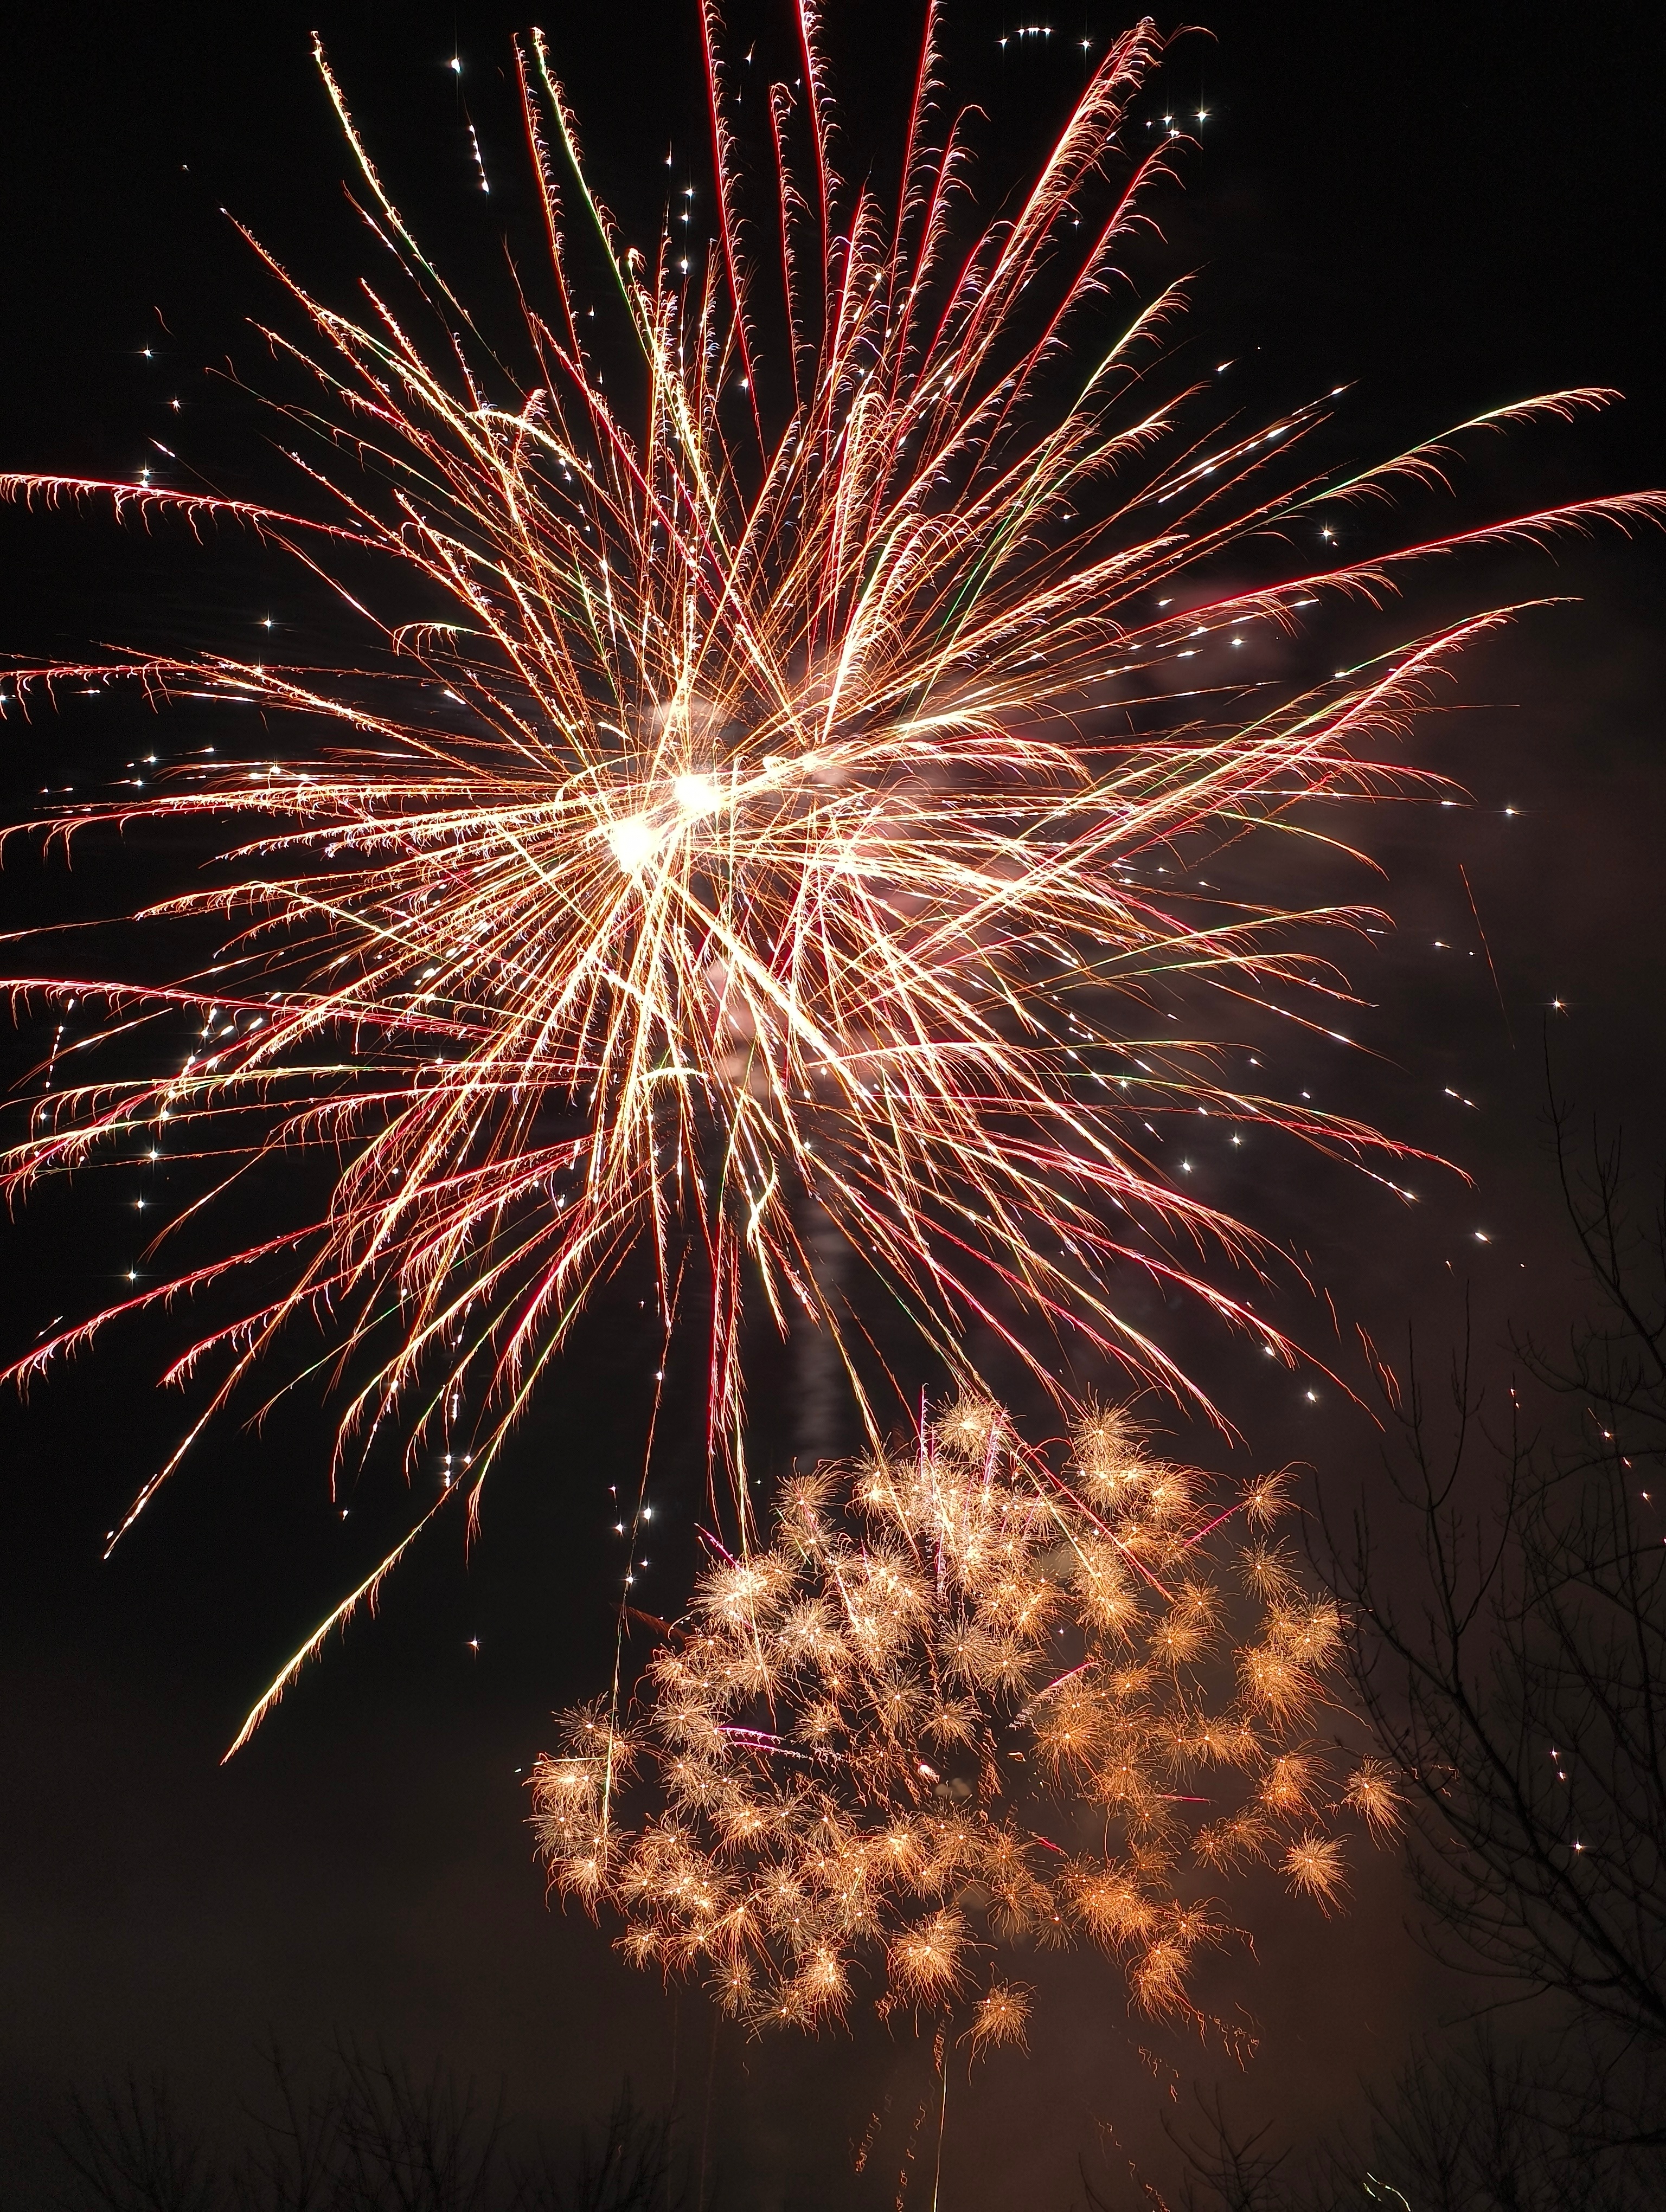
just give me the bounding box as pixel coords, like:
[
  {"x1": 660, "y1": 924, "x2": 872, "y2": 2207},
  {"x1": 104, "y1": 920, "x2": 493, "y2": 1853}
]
[
  {"x1": 1321, "y1": 1092, "x2": 1666, "y2": 2157},
  {"x1": 48, "y1": 2045, "x2": 688, "y2": 2212}
]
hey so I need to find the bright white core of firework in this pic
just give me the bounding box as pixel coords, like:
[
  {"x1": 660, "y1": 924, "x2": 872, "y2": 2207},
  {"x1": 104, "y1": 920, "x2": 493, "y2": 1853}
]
[{"x1": 606, "y1": 815, "x2": 659, "y2": 873}]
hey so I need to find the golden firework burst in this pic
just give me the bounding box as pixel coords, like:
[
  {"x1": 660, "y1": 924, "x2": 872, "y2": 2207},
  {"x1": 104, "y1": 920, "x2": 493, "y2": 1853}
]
[{"x1": 532, "y1": 1392, "x2": 1398, "y2": 2036}]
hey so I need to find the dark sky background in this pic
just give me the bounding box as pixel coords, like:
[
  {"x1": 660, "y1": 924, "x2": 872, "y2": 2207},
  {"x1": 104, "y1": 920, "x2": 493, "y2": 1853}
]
[{"x1": 1, "y1": 3, "x2": 1663, "y2": 2205}]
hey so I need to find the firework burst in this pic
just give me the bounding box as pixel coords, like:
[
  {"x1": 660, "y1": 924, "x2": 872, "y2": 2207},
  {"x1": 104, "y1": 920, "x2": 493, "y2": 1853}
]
[
  {"x1": 532, "y1": 1391, "x2": 1398, "y2": 2039},
  {"x1": 1, "y1": 11, "x2": 1655, "y2": 1732}
]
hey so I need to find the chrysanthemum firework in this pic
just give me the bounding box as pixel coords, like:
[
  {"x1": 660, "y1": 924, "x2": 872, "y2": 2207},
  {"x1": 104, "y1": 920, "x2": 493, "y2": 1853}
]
[
  {"x1": 1, "y1": 10, "x2": 1653, "y2": 1731},
  {"x1": 531, "y1": 1392, "x2": 1400, "y2": 2037}
]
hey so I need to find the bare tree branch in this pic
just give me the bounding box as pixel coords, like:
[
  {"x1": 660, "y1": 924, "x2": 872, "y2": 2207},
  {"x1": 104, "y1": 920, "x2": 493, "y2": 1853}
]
[{"x1": 1313, "y1": 1082, "x2": 1666, "y2": 2163}]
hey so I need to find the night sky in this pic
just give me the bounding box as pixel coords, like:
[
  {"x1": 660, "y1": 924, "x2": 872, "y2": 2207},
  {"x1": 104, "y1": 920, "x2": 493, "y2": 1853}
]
[{"x1": 2, "y1": 4, "x2": 1663, "y2": 2205}]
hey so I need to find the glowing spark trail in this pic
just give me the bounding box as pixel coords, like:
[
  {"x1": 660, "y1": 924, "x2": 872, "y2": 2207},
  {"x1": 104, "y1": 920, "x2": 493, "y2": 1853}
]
[{"x1": 1, "y1": 12, "x2": 1656, "y2": 1722}]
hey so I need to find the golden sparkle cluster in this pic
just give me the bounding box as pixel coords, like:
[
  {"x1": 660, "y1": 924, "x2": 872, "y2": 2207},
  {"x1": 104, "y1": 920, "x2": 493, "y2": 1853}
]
[{"x1": 534, "y1": 1395, "x2": 1399, "y2": 2044}]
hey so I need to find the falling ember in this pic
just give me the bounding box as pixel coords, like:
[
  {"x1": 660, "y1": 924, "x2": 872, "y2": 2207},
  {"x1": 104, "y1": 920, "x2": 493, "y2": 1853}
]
[
  {"x1": 968, "y1": 1982, "x2": 1032, "y2": 2058},
  {"x1": 1281, "y1": 1832, "x2": 1348, "y2": 1912},
  {"x1": 1, "y1": 7, "x2": 1657, "y2": 1720},
  {"x1": 1343, "y1": 1758, "x2": 1405, "y2": 1838},
  {"x1": 531, "y1": 1393, "x2": 1395, "y2": 2037}
]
